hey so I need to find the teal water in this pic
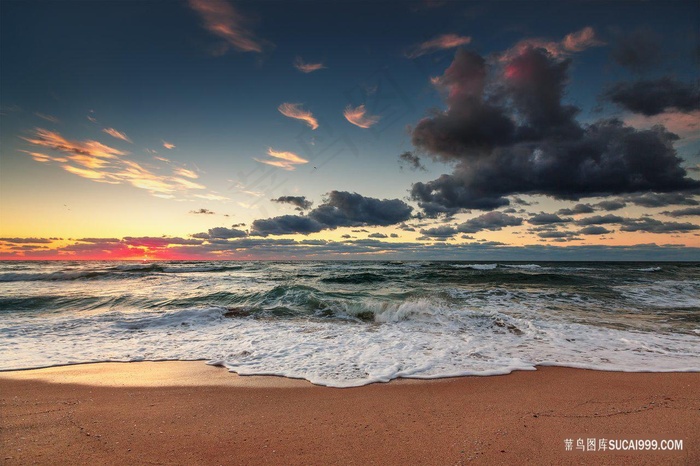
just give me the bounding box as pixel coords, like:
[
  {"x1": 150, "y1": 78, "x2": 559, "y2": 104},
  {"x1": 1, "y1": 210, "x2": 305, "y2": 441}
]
[{"x1": 1, "y1": 261, "x2": 698, "y2": 386}]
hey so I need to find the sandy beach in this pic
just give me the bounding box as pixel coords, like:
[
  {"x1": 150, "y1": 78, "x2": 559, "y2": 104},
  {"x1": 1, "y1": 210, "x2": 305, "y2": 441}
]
[{"x1": 1, "y1": 363, "x2": 698, "y2": 465}]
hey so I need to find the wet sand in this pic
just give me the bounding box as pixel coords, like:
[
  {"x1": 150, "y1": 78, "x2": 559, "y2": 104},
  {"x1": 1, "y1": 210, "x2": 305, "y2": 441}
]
[{"x1": 1, "y1": 362, "x2": 698, "y2": 465}]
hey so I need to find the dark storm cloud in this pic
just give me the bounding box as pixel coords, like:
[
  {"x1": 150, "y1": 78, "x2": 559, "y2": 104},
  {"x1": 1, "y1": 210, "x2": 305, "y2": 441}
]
[
  {"x1": 606, "y1": 77, "x2": 700, "y2": 116},
  {"x1": 251, "y1": 191, "x2": 413, "y2": 236},
  {"x1": 0, "y1": 237, "x2": 54, "y2": 244},
  {"x1": 574, "y1": 214, "x2": 625, "y2": 226},
  {"x1": 528, "y1": 213, "x2": 571, "y2": 225},
  {"x1": 620, "y1": 218, "x2": 700, "y2": 233},
  {"x1": 192, "y1": 226, "x2": 248, "y2": 239},
  {"x1": 577, "y1": 226, "x2": 612, "y2": 235},
  {"x1": 623, "y1": 192, "x2": 699, "y2": 207},
  {"x1": 511, "y1": 197, "x2": 534, "y2": 206},
  {"x1": 249, "y1": 215, "x2": 325, "y2": 237},
  {"x1": 556, "y1": 204, "x2": 595, "y2": 215},
  {"x1": 456, "y1": 212, "x2": 522, "y2": 233},
  {"x1": 77, "y1": 238, "x2": 121, "y2": 243},
  {"x1": 595, "y1": 200, "x2": 627, "y2": 211},
  {"x1": 409, "y1": 48, "x2": 699, "y2": 215},
  {"x1": 662, "y1": 207, "x2": 700, "y2": 217},
  {"x1": 536, "y1": 231, "x2": 577, "y2": 239},
  {"x1": 398, "y1": 151, "x2": 426, "y2": 171},
  {"x1": 410, "y1": 50, "x2": 515, "y2": 161},
  {"x1": 610, "y1": 29, "x2": 663, "y2": 73},
  {"x1": 411, "y1": 174, "x2": 510, "y2": 214},
  {"x1": 419, "y1": 225, "x2": 458, "y2": 238},
  {"x1": 309, "y1": 191, "x2": 413, "y2": 227},
  {"x1": 271, "y1": 196, "x2": 313, "y2": 210}
]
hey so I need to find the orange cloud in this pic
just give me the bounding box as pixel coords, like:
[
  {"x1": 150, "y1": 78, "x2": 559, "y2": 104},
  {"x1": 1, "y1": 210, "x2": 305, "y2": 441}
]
[
  {"x1": 22, "y1": 128, "x2": 127, "y2": 160},
  {"x1": 406, "y1": 33, "x2": 472, "y2": 58},
  {"x1": 19, "y1": 150, "x2": 67, "y2": 163},
  {"x1": 188, "y1": 0, "x2": 267, "y2": 54},
  {"x1": 62, "y1": 165, "x2": 108, "y2": 180},
  {"x1": 293, "y1": 57, "x2": 326, "y2": 73},
  {"x1": 102, "y1": 127, "x2": 132, "y2": 143},
  {"x1": 21, "y1": 129, "x2": 212, "y2": 198},
  {"x1": 255, "y1": 148, "x2": 309, "y2": 170},
  {"x1": 278, "y1": 103, "x2": 319, "y2": 130},
  {"x1": 343, "y1": 105, "x2": 380, "y2": 128},
  {"x1": 163, "y1": 141, "x2": 176, "y2": 149},
  {"x1": 173, "y1": 167, "x2": 199, "y2": 179}
]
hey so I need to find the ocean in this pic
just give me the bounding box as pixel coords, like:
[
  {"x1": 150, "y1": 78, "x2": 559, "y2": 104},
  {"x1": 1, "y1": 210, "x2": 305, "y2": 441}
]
[{"x1": 1, "y1": 261, "x2": 698, "y2": 387}]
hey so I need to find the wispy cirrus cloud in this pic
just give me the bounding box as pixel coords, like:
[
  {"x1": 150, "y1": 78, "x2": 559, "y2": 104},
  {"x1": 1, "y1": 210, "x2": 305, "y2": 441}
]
[
  {"x1": 163, "y1": 141, "x2": 176, "y2": 149},
  {"x1": 194, "y1": 193, "x2": 230, "y2": 201},
  {"x1": 102, "y1": 127, "x2": 132, "y2": 143},
  {"x1": 406, "y1": 33, "x2": 472, "y2": 58},
  {"x1": 254, "y1": 148, "x2": 309, "y2": 171},
  {"x1": 21, "y1": 129, "x2": 127, "y2": 169},
  {"x1": 278, "y1": 103, "x2": 319, "y2": 130},
  {"x1": 19, "y1": 150, "x2": 68, "y2": 164},
  {"x1": 343, "y1": 104, "x2": 380, "y2": 128},
  {"x1": 173, "y1": 167, "x2": 199, "y2": 179},
  {"x1": 188, "y1": 0, "x2": 268, "y2": 54},
  {"x1": 35, "y1": 112, "x2": 59, "y2": 123},
  {"x1": 20, "y1": 128, "x2": 210, "y2": 198},
  {"x1": 293, "y1": 57, "x2": 326, "y2": 73}
]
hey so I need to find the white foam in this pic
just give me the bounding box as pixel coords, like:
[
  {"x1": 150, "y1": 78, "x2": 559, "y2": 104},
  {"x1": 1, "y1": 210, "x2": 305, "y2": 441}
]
[
  {"x1": 502, "y1": 264, "x2": 542, "y2": 270},
  {"x1": 617, "y1": 280, "x2": 700, "y2": 309},
  {"x1": 452, "y1": 263, "x2": 498, "y2": 270},
  {"x1": 1, "y1": 300, "x2": 698, "y2": 387}
]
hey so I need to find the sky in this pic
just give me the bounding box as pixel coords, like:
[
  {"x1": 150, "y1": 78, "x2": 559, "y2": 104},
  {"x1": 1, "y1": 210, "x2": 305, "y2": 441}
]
[{"x1": 1, "y1": 0, "x2": 699, "y2": 260}]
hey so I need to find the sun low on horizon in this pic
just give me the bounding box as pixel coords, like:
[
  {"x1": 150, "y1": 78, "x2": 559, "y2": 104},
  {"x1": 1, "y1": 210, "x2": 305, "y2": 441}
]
[{"x1": 1, "y1": 0, "x2": 699, "y2": 261}]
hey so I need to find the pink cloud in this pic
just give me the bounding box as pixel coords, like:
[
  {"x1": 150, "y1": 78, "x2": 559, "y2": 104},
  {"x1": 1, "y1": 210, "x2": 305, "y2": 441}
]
[
  {"x1": 278, "y1": 103, "x2": 319, "y2": 130},
  {"x1": 562, "y1": 26, "x2": 603, "y2": 52},
  {"x1": 500, "y1": 26, "x2": 604, "y2": 62},
  {"x1": 293, "y1": 57, "x2": 326, "y2": 73},
  {"x1": 163, "y1": 141, "x2": 176, "y2": 149},
  {"x1": 343, "y1": 105, "x2": 380, "y2": 128},
  {"x1": 188, "y1": 0, "x2": 267, "y2": 54},
  {"x1": 624, "y1": 110, "x2": 700, "y2": 144},
  {"x1": 406, "y1": 34, "x2": 472, "y2": 58}
]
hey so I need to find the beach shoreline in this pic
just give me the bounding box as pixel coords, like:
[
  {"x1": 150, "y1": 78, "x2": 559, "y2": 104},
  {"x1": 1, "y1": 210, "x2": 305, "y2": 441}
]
[{"x1": 1, "y1": 362, "x2": 698, "y2": 465}]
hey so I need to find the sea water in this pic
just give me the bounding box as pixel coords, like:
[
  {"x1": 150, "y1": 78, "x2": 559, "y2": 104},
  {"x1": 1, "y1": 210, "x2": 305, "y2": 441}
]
[{"x1": 1, "y1": 261, "x2": 698, "y2": 387}]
